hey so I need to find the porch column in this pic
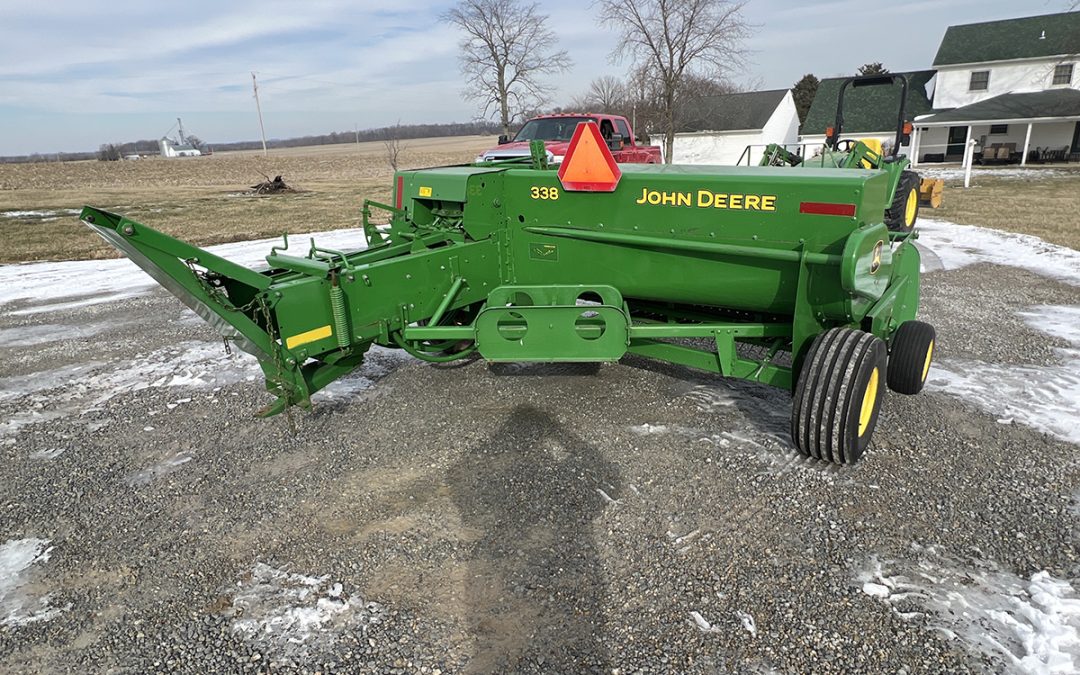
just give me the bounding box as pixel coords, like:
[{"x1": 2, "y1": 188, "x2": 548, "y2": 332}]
[
  {"x1": 910, "y1": 126, "x2": 920, "y2": 167},
  {"x1": 1021, "y1": 122, "x2": 1033, "y2": 166},
  {"x1": 963, "y1": 125, "x2": 975, "y2": 189}
]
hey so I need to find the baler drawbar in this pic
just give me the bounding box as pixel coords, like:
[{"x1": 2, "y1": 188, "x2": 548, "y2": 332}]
[{"x1": 81, "y1": 122, "x2": 936, "y2": 464}]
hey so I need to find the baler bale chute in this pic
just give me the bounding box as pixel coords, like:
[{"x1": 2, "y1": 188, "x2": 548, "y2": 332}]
[
  {"x1": 80, "y1": 121, "x2": 936, "y2": 465},
  {"x1": 760, "y1": 74, "x2": 943, "y2": 228}
]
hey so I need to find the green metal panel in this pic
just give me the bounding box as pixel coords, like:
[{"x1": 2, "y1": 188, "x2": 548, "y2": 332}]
[
  {"x1": 477, "y1": 305, "x2": 628, "y2": 362},
  {"x1": 476, "y1": 284, "x2": 628, "y2": 362},
  {"x1": 840, "y1": 222, "x2": 892, "y2": 301},
  {"x1": 492, "y1": 164, "x2": 888, "y2": 319}
]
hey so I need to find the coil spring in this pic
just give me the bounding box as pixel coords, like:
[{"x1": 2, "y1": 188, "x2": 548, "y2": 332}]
[{"x1": 329, "y1": 284, "x2": 351, "y2": 350}]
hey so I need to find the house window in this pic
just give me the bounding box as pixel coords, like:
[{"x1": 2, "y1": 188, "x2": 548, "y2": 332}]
[
  {"x1": 1053, "y1": 63, "x2": 1074, "y2": 86},
  {"x1": 989, "y1": 124, "x2": 1009, "y2": 135},
  {"x1": 969, "y1": 70, "x2": 990, "y2": 91}
]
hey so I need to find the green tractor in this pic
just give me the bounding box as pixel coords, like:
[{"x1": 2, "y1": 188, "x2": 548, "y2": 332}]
[{"x1": 760, "y1": 74, "x2": 922, "y2": 232}]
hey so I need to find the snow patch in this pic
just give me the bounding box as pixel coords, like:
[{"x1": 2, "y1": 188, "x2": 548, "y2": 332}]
[
  {"x1": 918, "y1": 219, "x2": 1080, "y2": 287},
  {"x1": 736, "y1": 610, "x2": 757, "y2": 637},
  {"x1": 126, "y1": 452, "x2": 193, "y2": 486},
  {"x1": 0, "y1": 343, "x2": 412, "y2": 437},
  {"x1": 228, "y1": 562, "x2": 383, "y2": 659},
  {"x1": 0, "y1": 343, "x2": 253, "y2": 437},
  {"x1": 8, "y1": 292, "x2": 147, "y2": 316},
  {"x1": 629, "y1": 423, "x2": 669, "y2": 435},
  {"x1": 0, "y1": 538, "x2": 68, "y2": 627},
  {"x1": 29, "y1": 447, "x2": 65, "y2": 460},
  {"x1": 859, "y1": 553, "x2": 1080, "y2": 674},
  {"x1": 0, "y1": 209, "x2": 80, "y2": 219},
  {"x1": 315, "y1": 346, "x2": 413, "y2": 400},
  {"x1": 917, "y1": 167, "x2": 1073, "y2": 182},
  {"x1": 688, "y1": 610, "x2": 757, "y2": 637},
  {"x1": 927, "y1": 305, "x2": 1080, "y2": 445},
  {"x1": 688, "y1": 610, "x2": 720, "y2": 633},
  {"x1": 0, "y1": 227, "x2": 367, "y2": 313},
  {"x1": 0, "y1": 320, "x2": 129, "y2": 345}
]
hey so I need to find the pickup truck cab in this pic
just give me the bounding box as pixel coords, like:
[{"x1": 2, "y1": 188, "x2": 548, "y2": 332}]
[{"x1": 476, "y1": 113, "x2": 663, "y2": 164}]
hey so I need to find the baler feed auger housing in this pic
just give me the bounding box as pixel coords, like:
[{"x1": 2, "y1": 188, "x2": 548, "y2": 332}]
[{"x1": 80, "y1": 121, "x2": 934, "y2": 465}]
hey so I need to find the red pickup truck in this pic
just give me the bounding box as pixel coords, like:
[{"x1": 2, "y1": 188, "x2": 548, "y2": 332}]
[{"x1": 475, "y1": 113, "x2": 663, "y2": 164}]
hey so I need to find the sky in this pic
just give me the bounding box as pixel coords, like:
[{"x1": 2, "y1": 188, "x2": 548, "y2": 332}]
[{"x1": 0, "y1": 0, "x2": 1072, "y2": 156}]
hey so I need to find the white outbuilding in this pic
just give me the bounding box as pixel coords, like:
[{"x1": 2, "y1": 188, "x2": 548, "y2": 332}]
[{"x1": 663, "y1": 89, "x2": 801, "y2": 165}]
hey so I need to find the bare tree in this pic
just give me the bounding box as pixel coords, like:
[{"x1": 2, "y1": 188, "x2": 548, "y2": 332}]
[
  {"x1": 596, "y1": 0, "x2": 750, "y2": 163},
  {"x1": 444, "y1": 0, "x2": 573, "y2": 138},
  {"x1": 384, "y1": 120, "x2": 404, "y2": 172},
  {"x1": 97, "y1": 143, "x2": 121, "y2": 161},
  {"x1": 588, "y1": 76, "x2": 627, "y2": 111}
]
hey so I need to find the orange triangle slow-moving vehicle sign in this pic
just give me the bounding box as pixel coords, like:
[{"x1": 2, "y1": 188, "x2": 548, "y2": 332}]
[{"x1": 557, "y1": 121, "x2": 622, "y2": 192}]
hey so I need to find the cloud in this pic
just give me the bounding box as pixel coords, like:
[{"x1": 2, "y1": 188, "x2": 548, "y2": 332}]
[{"x1": 0, "y1": 0, "x2": 1053, "y2": 154}]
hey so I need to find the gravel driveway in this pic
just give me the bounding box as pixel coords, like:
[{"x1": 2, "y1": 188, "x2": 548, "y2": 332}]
[{"x1": 1, "y1": 220, "x2": 1079, "y2": 673}]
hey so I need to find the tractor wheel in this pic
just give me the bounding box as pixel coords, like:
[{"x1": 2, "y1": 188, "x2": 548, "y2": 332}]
[
  {"x1": 884, "y1": 171, "x2": 921, "y2": 232},
  {"x1": 791, "y1": 328, "x2": 887, "y2": 465},
  {"x1": 887, "y1": 321, "x2": 936, "y2": 395}
]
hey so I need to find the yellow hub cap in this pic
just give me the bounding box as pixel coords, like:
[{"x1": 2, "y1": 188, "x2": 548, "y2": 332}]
[
  {"x1": 858, "y1": 367, "x2": 880, "y2": 437},
  {"x1": 904, "y1": 188, "x2": 918, "y2": 227},
  {"x1": 922, "y1": 339, "x2": 934, "y2": 382}
]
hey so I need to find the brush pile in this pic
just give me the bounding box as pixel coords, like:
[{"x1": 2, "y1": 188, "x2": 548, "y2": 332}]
[{"x1": 249, "y1": 174, "x2": 294, "y2": 195}]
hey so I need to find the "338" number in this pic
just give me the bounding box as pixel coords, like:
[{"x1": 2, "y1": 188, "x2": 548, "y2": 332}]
[{"x1": 530, "y1": 186, "x2": 559, "y2": 200}]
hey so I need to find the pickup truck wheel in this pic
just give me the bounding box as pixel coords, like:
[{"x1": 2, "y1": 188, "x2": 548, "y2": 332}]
[
  {"x1": 887, "y1": 321, "x2": 936, "y2": 394},
  {"x1": 791, "y1": 328, "x2": 887, "y2": 464},
  {"x1": 885, "y1": 171, "x2": 920, "y2": 232}
]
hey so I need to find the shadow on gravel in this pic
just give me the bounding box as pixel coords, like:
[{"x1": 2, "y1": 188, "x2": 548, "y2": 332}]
[
  {"x1": 447, "y1": 404, "x2": 619, "y2": 672},
  {"x1": 486, "y1": 362, "x2": 603, "y2": 376},
  {"x1": 621, "y1": 353, "x2": 793, "y2": 440}
]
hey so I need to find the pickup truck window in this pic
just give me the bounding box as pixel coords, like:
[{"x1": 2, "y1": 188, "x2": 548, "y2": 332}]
[
  {"x1": 615, "y1": 119, "x2": 632, "y2": 142},
  {"x1": 513, "y1": 116, "x2": 597, "y2": 142}
]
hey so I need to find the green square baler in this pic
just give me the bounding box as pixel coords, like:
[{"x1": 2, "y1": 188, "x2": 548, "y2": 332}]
[{"x1": 80, "y1": 122, "x2": 935, "y2": 465}]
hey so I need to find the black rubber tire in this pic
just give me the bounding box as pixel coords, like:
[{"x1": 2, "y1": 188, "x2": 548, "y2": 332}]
[
  {"x1": 887, "y1": 321, "x2": 936, "y2": 395},
  {"x1": 791, "y1": 328, "x2": 887, "y2": 465},
  {"x1": 884, "y1": 170, "x2": 920, "y2": 232}
]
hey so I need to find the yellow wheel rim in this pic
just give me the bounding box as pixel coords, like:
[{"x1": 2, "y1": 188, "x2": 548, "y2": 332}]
[
  {"x1": 858, "y1": 367, "x2": 880, "y2": 437},
  {"x1": 904, "y1": 188, "x2": 918, "y2": 227},
  {"x1": 922, "y1": 339, "x2": 934, "y2": 382}
]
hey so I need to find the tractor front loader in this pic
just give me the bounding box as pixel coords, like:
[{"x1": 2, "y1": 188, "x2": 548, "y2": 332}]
[{"x1": 81, "y1": 122, "x2": 936, "y2": 465}]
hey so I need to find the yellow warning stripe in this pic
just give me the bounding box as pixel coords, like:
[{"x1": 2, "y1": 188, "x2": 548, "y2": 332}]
[{"x1": 285, "y1": 324, "x2": 332, "y2": 349}]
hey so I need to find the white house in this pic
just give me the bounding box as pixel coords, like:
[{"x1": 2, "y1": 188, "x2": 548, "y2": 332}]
[
  {"x1": 799, "y1": 71, "x2": 936, "y2": 158},
  {"x1": 912, "y1": 11, "x2": 1080, "y2": 165},
  {"x1": 665, "y1": 89, "x2": 800, "y2": 165}
]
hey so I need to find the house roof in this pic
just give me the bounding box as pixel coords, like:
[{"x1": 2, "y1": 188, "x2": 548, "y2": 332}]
[
  {"x1": 933, "y1": 11, "x2": 1080, "y2": 66},
  {"x1": 802, "y1": 71, "x2": 936, "y2": 135},
  {"x1": 676, "y1": 89, "x2": 789, "y2": 133},
  {"x1": 916, "y1": 88, "x2": 1080, "y2": 125}
]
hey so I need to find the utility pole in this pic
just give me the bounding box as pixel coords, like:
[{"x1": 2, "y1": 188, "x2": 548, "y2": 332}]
[
  {"x1": 354, "y1": 123, "x2": 359, "y2": 145},
  {"x1": 252, "y1": 72, "x2": 268, "y2": 157}
]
